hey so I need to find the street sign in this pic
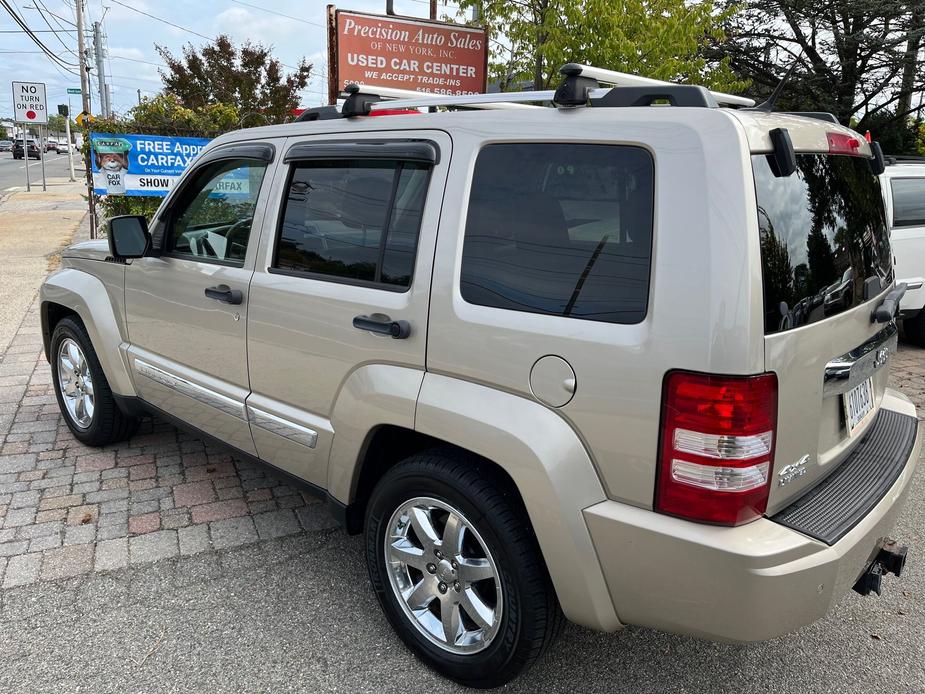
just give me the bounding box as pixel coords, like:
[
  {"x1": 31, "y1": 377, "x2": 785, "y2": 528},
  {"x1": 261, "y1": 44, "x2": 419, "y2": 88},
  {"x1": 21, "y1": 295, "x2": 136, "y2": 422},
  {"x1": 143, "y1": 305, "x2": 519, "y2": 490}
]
[
  {"x1": 11, "y1": 81, "x2": 48, "y2": 124},
  {"x1": 76, "y1": 111, "x2": 94, "y2": 126},
  {"x1": 67, "y1": 87, "x2": 82, "y2": 95}
]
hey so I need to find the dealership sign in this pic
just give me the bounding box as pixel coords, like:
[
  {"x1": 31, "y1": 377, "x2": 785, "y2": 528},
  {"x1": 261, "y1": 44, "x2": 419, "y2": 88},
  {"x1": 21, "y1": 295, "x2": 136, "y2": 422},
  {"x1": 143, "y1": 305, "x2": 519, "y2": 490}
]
[{"x1": 329, "y1": 8, "x2": 488, "y2": 101}]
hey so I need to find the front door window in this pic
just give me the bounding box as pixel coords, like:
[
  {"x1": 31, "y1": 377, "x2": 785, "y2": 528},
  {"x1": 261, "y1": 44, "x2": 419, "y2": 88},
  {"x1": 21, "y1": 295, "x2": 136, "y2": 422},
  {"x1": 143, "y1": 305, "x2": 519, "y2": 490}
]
[{"x1": 167, "y1": 159, "x2": 268, "y2": 265}]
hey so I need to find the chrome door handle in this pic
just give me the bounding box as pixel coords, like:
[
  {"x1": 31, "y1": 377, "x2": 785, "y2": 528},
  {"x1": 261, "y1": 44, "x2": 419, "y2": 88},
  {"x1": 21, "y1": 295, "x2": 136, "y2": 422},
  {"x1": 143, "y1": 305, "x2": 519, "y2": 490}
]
[
  {"x1": 204, "y1": 284, "x2": 243, "y2": 305},
  {"x1": 352, "y1": 314, "x2": 411, "y2": 339}
]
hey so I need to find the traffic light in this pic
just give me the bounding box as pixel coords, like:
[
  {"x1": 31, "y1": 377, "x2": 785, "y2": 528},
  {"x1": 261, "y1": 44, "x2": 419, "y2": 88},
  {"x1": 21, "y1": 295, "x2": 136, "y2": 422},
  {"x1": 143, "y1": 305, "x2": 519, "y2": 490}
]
[{"x1": 57, "y1": 104, "x2": 69, "y2": 117}]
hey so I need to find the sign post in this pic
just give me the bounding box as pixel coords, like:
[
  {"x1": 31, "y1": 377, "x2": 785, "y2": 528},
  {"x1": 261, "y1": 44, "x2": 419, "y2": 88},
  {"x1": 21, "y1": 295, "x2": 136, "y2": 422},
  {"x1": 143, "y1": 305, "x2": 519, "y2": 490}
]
[
  {"x1": 327, "y1": 8, "x2": 488, "y2": 104},
  {"x1": 59, "y1": 103, "x2": 76, "y2": 182},
  {"x1": 11, "y1": 81, "x2": 48, "y2": 192},
  {"x1": 39, "y1": 125, "x2": 47, "y2": 191}
]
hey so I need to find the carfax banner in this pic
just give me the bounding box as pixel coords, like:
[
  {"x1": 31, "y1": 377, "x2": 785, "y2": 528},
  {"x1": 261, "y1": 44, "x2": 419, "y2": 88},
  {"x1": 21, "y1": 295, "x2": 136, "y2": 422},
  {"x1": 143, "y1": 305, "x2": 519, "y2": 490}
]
[{"x1": 90, "y1": 132, "x2": 211, "y2": 196}]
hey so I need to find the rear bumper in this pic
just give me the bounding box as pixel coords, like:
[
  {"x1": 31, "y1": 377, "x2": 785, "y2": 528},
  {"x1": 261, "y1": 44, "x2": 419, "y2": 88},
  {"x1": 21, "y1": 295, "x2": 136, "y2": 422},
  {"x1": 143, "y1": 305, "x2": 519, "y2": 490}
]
[{"x1": 583, "y1": 389, "x2": 922, "y2": 642}]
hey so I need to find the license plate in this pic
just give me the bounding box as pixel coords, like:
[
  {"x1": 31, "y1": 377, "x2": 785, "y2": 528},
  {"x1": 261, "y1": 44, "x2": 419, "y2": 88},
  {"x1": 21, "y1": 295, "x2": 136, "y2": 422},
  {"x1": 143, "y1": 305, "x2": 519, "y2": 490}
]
[{"x1": 843, "y1": 377, "x2": 875, "y2": 436}]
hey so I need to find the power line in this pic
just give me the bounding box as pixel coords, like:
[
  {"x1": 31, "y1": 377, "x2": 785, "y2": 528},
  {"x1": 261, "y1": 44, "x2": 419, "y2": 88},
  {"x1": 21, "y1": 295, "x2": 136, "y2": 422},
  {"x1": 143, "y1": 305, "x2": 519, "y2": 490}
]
[
  {"x1": 227, "y1": 0, "x2": 323, "y2": 28},
  {"x1": 108, "y1": 0, "x2": 212, "y2": 41},
  {"x1": 25, "y1": 0, "x2": 78, "y2": 58},
  {"x1": 0, "y1": 0, "x2": 79, "y2": 70}
]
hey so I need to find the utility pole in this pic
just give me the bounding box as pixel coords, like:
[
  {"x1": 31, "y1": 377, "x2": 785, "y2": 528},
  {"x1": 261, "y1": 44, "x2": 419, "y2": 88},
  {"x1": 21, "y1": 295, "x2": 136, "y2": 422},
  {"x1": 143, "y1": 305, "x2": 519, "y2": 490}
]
[
  {"x1": 430, "y1": 0, "x2": 436, "y2": 20},
  {"x1": 92, "y1": 21, "x2": 111, "y2": 119},
  {"x1": 137, "y1": 89, "x2": 142, "y2": 106},
  {"x1": 75, "y1": 0, "x2": 97, "y2": 238}
]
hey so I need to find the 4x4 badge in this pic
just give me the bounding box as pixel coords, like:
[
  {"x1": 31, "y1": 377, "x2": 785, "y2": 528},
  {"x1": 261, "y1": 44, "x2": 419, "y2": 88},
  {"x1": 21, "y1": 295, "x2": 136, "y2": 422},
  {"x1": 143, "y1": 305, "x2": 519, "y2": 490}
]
[{"x1": 778, "y1": 455, "x2": 810, "y2": 487}]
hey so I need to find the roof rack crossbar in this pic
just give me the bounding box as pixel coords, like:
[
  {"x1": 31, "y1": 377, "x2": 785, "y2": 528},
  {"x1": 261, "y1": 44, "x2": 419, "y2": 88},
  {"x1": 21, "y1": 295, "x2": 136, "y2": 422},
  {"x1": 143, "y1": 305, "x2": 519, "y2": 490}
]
[
  {"x1": 565, "y1": 63, "x2": 756, "y2": 108},
  {"x1": 364, "y1": 85, "x2": 548, "y2": 111}
]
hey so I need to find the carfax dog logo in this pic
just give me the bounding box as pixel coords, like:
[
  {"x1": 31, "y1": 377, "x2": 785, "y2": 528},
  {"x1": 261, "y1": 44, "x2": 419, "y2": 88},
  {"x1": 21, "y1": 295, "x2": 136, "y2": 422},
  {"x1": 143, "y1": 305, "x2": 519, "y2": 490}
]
[{"x1": 92, "y1": 137, "x2": 131, "y2": 195}]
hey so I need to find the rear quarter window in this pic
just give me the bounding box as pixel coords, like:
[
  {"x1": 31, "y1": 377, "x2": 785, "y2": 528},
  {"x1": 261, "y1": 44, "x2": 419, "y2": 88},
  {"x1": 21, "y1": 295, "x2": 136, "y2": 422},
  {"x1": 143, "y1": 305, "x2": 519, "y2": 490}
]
[
  {"x1": 890, "y1": 178, "x2": 925, "y2": 227},
  {"x1": 753, "y1": 154, "x2": 892, "y2": 335},
  {"x1": 460, "y1": 143, "x2": 655, "y2": 324}
]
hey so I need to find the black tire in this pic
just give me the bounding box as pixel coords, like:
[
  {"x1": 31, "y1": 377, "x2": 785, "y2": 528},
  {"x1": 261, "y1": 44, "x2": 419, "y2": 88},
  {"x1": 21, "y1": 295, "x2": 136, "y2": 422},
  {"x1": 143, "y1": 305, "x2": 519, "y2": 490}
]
[
  {"x1": 365, "y1": 449, "x2": 562, "y2": 688},
  {"x1": 903, "y1": 311, "x2": 925, "y2": 348},
  {"x1": 50, "y1": 316, "x2": 139, "y2": 446}
]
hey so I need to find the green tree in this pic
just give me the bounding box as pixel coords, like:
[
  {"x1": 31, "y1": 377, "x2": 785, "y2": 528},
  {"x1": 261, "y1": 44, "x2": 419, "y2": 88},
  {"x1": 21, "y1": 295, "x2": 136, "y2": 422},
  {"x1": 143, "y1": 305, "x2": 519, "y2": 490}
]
[
  {"x1": 46, "y1": 114, "x2": 67, "y2": 139},
  {"x1": 156, "y1": 35, "x2": 311, "y2": 125},
  {"x1": 90, "y1": 94, "x2": 243, "y2": 223},
  {"x1": 0, "y1": 124, "x2": 7, "y2": 140},
  {"x1": 456, "y1": 0, "x2": 745, "y2": 92},
  {"x1": 718, "y1": 0, "x2": 925, "y2": 137}
]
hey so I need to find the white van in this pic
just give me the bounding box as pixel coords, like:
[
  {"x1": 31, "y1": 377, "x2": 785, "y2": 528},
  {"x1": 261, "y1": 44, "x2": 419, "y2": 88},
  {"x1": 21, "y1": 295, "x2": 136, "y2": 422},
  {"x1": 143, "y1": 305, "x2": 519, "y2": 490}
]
[{"x1": 881, "y1": 156, "x2": 925, "y2": 345}]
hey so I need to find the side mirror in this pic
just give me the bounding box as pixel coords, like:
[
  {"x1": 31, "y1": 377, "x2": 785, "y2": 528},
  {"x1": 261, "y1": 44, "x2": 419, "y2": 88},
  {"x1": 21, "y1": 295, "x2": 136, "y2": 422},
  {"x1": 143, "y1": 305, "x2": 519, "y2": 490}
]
[{"x1": 107, "y1": 215, "x2": 150, "y2": 259}]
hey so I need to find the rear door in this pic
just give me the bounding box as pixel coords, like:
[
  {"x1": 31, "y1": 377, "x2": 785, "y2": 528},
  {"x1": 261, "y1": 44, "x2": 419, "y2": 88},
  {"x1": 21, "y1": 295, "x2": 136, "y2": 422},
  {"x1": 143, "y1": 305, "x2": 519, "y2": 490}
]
[
  {"x1": 244, "y1": 131, "x2": 450, "y2": 486},
  {"x1": 754, "y1": 151, "x2": 897, "y2": 512}
]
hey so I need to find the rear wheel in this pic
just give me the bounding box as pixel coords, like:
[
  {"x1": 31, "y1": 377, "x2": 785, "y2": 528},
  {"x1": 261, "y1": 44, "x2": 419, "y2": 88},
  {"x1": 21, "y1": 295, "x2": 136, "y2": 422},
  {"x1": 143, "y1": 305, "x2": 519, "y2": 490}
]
[
  {"x1": 365, "y1": 450, "x2": 561, "y2": 688},
  {"x1": 903, "y1": 310, "x2": 925, "y2": 347},
  {"x1": 50, "y1": 316, "x2": 139, "y2": 446}
]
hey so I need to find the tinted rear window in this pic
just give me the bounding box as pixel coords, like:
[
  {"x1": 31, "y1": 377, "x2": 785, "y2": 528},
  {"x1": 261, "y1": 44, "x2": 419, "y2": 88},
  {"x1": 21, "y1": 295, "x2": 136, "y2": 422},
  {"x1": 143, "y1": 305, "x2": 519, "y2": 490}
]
[
  {"x1": 890, "y1": 178, "x2": 925, "y2": 227},
  {"x1": 460, "y1": 144, "x2": 654, "y2": 324},
  {"x1": 753, "y1": 154, "x2": 892, "y2": 335}
]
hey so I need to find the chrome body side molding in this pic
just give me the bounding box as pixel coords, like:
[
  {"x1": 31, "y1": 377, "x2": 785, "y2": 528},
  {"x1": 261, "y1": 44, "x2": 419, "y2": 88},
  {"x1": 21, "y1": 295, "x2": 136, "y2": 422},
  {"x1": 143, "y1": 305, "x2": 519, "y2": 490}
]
[
  {"x1": 134, "y1": 359, "x2": 247, "y2": 420},
  {"x1": 246, "y1": 405, "x2": 318, "y2": 449}
]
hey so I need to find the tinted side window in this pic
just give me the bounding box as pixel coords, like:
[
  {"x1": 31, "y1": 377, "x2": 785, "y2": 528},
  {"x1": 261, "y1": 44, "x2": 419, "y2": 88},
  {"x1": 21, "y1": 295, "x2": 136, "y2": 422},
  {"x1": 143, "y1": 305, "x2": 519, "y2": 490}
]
[
  {"x1": 274, "y1": 160, "x2": 429, "y2": 288},
  {"x1": 460, "y1": 144, "x2": 654, "y2": 324},
  {"x1": 168, "y1": 159, "x2": 267, "y2": 266},
  {"x1": 891, "y1": 178, "x2": 925, "y2": 227}
]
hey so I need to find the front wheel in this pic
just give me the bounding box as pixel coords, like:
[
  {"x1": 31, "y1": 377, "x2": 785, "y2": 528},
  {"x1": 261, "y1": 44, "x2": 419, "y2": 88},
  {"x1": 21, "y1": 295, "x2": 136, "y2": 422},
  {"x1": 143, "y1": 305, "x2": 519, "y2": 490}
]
[
  {"x1": 365, "y1": 450, "x2": 562, "y2": 688},
  {"x1": 50, "y1": 316, "x2": 139, "y2": 446}
]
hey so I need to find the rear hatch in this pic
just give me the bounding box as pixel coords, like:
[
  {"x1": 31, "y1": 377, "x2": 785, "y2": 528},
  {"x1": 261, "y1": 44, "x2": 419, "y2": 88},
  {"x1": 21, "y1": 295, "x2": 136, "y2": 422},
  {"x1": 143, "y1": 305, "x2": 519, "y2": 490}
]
[{"x1": 752, "y1": 140, "x2": 895, "y2": 514}]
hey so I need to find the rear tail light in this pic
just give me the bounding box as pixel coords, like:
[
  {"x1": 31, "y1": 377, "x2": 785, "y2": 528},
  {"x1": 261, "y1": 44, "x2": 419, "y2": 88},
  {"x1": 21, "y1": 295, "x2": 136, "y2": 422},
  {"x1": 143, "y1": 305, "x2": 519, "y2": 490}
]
[
  {"x1": 827, "y1": 132, "x2": 862, "y2": 155},
  {"x1": 656, "y1": 371, "x2": 778, "y2": 526}
]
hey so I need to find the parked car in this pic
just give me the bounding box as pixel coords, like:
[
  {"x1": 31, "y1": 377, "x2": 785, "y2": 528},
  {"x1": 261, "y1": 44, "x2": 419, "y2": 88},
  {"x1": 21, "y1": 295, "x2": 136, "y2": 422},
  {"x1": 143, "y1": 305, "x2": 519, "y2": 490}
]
[
  {"x1": 880, "y1": 155, "x2": 925, "y2": 346},
  {"x1": 45, "y1": 139, "x2": 58, "y2": 152},
  {"x1": 12, "y1": 138, "x2": 41, "y2": 160},
  {"x1": 39, "y1": 66, "x2": 921, "y2": 688},
  {"x1": 55, "y1": 141, "x2": 73, "y2": 154},
  {"x1": 0, "y1": 139, "x2": 12, "y2": 152}
]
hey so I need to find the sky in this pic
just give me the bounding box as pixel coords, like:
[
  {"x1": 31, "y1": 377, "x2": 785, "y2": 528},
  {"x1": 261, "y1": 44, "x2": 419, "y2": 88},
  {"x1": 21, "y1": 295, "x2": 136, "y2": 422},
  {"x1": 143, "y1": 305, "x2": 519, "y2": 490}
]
[{"x1": 0, "y1": 0, "x2": 467, "y2": 119}]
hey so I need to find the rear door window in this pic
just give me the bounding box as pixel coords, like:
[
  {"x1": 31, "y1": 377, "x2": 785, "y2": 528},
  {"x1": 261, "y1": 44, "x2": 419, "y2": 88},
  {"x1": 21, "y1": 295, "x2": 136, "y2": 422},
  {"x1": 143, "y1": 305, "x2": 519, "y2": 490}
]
[
  {"x1": 460, "y1": 143, "x2": 655, "y2": 324},
  {"x1": 753, "y1": 154, "x2": 892, "y2": 334},
  {"x1": 273, "y1": 160, "x2": 430, "y2": 289},
  {"x1": 890, "y1": 178, "x2": 925, "y2": 228}
]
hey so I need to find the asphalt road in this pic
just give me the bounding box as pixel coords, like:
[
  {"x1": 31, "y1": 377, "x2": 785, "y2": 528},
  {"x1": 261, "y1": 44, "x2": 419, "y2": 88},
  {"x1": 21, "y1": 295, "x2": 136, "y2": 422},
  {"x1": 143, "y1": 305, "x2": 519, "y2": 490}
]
[
  {"x1": 1, "y1": 468, "x2": 923, "y2": 694},
  {"x1": 0, "y1": 150, "x2": 82, "y2": 192}
]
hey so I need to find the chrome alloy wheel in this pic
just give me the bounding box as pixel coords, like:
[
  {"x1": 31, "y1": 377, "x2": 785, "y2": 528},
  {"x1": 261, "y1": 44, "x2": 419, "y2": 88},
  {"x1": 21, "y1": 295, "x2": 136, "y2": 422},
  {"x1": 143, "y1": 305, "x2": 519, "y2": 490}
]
[
  {"x1": 56, "y1": 338, "x2": 94, "y2": 429},
  {"x1": 385, "y1": 497, "x2": 503, "y2": 654}
]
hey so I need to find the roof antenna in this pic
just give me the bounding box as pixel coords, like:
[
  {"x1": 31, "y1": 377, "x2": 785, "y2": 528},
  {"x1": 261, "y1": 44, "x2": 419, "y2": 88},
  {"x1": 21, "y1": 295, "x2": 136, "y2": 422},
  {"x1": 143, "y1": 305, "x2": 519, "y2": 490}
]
[{"x1": 752, "y1": 53, "x2": 803, "y2": 113}]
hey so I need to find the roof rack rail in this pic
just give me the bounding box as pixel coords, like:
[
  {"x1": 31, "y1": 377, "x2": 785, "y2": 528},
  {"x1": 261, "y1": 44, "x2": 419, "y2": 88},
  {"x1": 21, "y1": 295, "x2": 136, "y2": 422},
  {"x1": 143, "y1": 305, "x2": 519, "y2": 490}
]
[
  {"x1": 300, "y1": 63, "x2": 756, "y2": 120},
  {"x1": 884, "y1": 154, "x2": 925, "y2": 165}
]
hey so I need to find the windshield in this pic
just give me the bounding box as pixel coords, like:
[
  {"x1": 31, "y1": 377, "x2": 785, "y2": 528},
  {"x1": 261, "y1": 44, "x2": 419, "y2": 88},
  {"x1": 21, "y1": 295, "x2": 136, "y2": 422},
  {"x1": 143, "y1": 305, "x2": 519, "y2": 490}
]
[{"x1": 753, "y1": 153, "x2": 892, "y2": 335}]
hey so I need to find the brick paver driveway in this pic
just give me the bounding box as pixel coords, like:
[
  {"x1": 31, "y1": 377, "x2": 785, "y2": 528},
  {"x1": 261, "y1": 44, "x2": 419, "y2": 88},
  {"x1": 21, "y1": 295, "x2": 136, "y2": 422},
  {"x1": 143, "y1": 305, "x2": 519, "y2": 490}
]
[
  {"x1": 0, "y1": 304, "x2": 337, "y2": 589},
  {"x1": 1, "y1": 298, "x2": 924, "y2": 693}
]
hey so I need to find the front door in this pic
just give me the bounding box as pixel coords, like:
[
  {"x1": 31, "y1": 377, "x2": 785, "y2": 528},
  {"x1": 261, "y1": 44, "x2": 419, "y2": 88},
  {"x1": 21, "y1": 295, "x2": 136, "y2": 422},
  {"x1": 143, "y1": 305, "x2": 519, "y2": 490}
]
[
  {"x1": 245, "y1": 132, "x2": 450, "y2": 486},
  {"x1": 124, "y1": 145, "x2": 277, "y2": 455}
]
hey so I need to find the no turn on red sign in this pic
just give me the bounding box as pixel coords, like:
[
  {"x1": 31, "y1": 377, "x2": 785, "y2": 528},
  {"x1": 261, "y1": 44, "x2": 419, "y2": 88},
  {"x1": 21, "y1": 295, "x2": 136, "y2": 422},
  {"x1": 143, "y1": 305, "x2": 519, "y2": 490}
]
[{"x1": 11, "y1": 81, "x2": 48, "y2": 124}]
